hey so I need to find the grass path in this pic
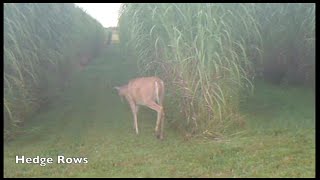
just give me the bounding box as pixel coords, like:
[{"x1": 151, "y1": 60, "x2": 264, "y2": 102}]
[{"x1": 4, "y1": 45, "x2": 315, "y2": 177}]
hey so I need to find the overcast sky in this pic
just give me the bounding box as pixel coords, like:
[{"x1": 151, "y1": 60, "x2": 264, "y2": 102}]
[{"x1": 74, "y1": 3, "x2": 122, "y2": 28}]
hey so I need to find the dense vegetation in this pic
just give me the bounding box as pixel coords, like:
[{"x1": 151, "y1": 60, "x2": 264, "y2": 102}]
[
  {"x1": 118, "y1": 3, "x2": 315, "y2": 136},
  {"x1": 4, "y1": 3, "x2": 108, "y2": 140}
]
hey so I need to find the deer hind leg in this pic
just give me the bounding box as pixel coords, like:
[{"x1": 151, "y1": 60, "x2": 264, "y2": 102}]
[
  {"x1": 155, "y1": 111, "x2": 161, "y2": 135},
  {"x1": 155, "y1": 105, "x2": 164, "y2": 140},
  {"x1": 158, "y1": 87, "x2": 165, "y2": 140},
  {"x1": 145, "y1": 101, "x2": 163, "y2": 139},
  {"x1": 128, "y1": 99, "x2": 139, "y2": 134},
  {"x1": 159, "y1": 109, "x2": 165, "y2": 140}
]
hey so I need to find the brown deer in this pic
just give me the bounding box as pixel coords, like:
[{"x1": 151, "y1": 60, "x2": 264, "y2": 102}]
[{"x1": 114, "y1": 76, "x2": 165, "y2": 140}]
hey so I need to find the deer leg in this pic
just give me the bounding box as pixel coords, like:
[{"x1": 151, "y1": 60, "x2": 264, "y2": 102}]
[
  {"x1": 155, "y1": 111, "x2": 161, "y2": 135},
  {"x1": 145, "y1": 101, "x2": 163, "y2": 138},
  {"x1": 128, "y1": 100, "x2": 139, "y2": 134},
  {"x1": 159, "y1": 110, "x2": 165, "y2": 140},
  {"x1": 158, "y1": 93, "x2": 165, "y2": 140},
  {"x1": 135, "y1": 105, "x2": 139, "y2": 133}
]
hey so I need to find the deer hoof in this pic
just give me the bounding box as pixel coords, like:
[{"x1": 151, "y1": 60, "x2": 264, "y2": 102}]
[{"x1": 156, "y1": 134, "x2": 163, "y2": 140}]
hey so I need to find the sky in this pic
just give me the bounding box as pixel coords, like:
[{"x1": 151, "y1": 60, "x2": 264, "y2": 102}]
[{"x1": 74, "y1": 3, "x2": 122, "y2": 28}]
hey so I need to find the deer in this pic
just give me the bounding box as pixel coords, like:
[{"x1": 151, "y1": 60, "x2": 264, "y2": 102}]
[{"x1": 114, "y1": 76, "x2": 165, "y2": 140}]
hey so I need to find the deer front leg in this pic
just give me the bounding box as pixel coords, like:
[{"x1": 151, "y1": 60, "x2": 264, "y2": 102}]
[
  {"x1": 134, "y1": 105, "x2": 139, "y2": 134},
  {"x1": 128, "y1": 99, "x2": 139, "y2": 134}
]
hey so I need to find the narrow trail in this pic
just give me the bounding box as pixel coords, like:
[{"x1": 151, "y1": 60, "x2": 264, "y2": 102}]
[
  {"x1": 4, "y1": 44, "x2": 190, "y2": 177},
  {"x1": 10, "y1": 44, "x2": 171, "y2": 145}
]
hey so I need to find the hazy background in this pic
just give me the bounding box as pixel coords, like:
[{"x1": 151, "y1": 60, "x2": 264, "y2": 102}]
[{"x1": 75, "y1": 3, "x2": 122, "y2": 27}]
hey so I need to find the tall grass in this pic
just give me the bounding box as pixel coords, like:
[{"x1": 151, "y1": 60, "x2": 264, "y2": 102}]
[
  {"x1": 4, "y1": 3, "x2": 106, "y2": 140},
  {"x1": 118, "y1": 3, "x2": 262, "y2": 136},
  {"x1": 118, "y1": 3, "x2": 315, "y2": 137},
  {"x1": 253, "y1": 3, "x2": 315, "y2": 87}
]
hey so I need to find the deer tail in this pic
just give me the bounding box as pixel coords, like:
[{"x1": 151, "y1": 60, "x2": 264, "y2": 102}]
[{"x1": 155, "y1": 81, "x2": 160, "y2": 104}]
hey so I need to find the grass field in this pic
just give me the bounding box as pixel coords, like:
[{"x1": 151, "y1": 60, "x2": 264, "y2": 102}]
[{"x1": 4, "y1": 45, "x2": 315, "y2": 178}]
